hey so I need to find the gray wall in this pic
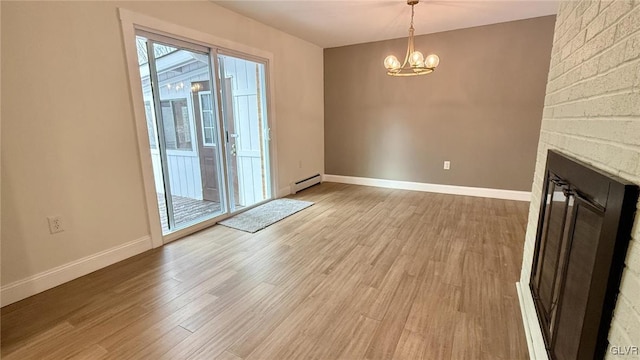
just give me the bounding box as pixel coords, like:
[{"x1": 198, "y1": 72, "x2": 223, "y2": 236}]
[{"x1": 324, "y1": 16, "x2": 556, "y2": 191}]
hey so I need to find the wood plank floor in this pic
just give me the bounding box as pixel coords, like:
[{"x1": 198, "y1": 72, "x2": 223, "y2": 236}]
[{"x1": 1, "y1": 183, "x2": 530, "y2": 359}]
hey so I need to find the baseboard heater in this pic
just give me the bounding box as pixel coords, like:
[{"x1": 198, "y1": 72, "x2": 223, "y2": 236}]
[{"x1": 291, "y1": 174, "x2": 321, "y2": 194}]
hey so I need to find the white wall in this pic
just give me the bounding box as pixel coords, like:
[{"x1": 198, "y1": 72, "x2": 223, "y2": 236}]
[
  {"x1": 519, "y1": 0, "x2": 640, "y2": 357},
  {"x1": 1, "y1": 1, "x2": 324, "y2": 291}
]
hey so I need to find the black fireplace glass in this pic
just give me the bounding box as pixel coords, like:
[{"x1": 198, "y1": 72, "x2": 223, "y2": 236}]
[
  {"x1": 536, "y1": 185, "x2": 569, "y2": 317},
  {"x1": 553, "y1": 203, "x2": 603, "y2": 360}
]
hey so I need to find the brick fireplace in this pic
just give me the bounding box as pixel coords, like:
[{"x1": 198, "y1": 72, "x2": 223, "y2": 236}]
[{"x1": 517, "y1": 1, "x2": 640, "y2": 358}]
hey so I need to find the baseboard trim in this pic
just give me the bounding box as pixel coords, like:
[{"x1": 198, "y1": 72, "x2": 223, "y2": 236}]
[
  {"x1": 1, "y1": 236, "x2": 152, "y2": 307},
  {"x1": 516, "y1": 281, "x2": 549, "y2": 360},
  {"x1": 278, "y1": 186, "x2": 292, "y2": 198},
  {"x1": 323, "y1": 174, "x2": 531, "y2": 201}
]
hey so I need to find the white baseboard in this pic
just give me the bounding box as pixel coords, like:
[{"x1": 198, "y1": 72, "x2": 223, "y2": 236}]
[
  {"x1": 1, "y1": 236, "x2": 152, "y2": 307},
  {"x1": 278, "y1": 186, "x2": 292, "y2": 198},
  {"x1": 516, "y1": 281, "x2": 549, "y2": 360},
  {"x1": 322, "y1": 174, "x2": 531, "y2": 202}
]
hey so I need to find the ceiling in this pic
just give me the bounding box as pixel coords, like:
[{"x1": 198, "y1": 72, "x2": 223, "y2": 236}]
[{"x1": 213, "y1": 0, "x2": 559, "y2": 48}]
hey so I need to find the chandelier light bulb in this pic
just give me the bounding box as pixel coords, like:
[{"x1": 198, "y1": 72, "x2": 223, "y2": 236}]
[
  {"x1": 425, "y1": 54, "x2": 440, "y2": 68},
  {"x1": 384, "y1": 55, "x2": 401, "y2": 70},
  {"x1": 409, "y1": 51, "x2": 424, "y2": 67}
]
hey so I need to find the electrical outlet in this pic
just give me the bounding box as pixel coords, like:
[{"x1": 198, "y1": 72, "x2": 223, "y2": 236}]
[
  {"x1": 444, "y1": 161, "x2": 451, "y2": 170},
  {"x1": 47, "y1": 216, "x2": 64, "y2": 234}
]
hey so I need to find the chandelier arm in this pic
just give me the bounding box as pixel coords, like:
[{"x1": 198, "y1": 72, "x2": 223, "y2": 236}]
[{"x1": 400, "y1": 30, "x2": 412, "y2": 68}]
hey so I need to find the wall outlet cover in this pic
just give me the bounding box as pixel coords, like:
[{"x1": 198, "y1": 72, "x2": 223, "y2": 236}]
[{"x1": 47, "y1": 216, "x2": 64, "y2": 234}]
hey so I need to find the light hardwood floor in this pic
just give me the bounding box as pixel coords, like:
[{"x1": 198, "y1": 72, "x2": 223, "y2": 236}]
[{"x1": 1, "y1": 183, "x2": 530, "y2": 359}]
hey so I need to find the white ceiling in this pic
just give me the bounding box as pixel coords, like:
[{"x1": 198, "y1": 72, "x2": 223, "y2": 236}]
[{"x1": 213, "y1": 0, "x2": 559, "y2": 48}]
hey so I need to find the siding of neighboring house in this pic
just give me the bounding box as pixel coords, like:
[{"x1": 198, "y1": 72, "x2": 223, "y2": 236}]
[{"x1": 143, "y1": 63, "x2": 209, "y2": 200}]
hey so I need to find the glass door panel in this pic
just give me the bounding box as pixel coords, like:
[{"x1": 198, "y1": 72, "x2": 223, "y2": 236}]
[
  {"x1": 218, "y1": 54, "x2": 272, "y2": 211},
  {"x1": 136, "y1": 34, "x2": 225, "y2": 234}
]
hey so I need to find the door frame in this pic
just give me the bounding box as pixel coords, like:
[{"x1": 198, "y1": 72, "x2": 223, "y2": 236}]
[{"x1": 119, "y1": 8, "x2": 279, "y2": 247}]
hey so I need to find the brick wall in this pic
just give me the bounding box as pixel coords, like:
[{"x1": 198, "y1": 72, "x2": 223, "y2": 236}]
[{"x1": 519, "y1": 0, "x2": 640, "y2": 357}]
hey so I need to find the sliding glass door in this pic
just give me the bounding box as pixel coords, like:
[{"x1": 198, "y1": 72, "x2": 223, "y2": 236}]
[
  {"x1": 136, "y1": 34, "x2": 226, "y2": 234},
  {"x1": 134, "y1": 32, "x2": 272, "y2": 236}
]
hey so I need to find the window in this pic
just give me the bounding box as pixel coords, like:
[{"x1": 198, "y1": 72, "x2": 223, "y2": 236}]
[
  {"x1": 160, "y1": 98, "x2": 192, "y2": 151},
  {"x1": 199, "y1": 91, "x2": 215, "y2": 145}
]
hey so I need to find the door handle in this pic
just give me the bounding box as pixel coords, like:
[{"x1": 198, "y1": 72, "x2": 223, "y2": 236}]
[{"x1": 231, "y1": 143, "x2": 237, "y2": 156}]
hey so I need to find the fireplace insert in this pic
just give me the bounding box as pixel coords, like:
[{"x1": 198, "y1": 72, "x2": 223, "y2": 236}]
[{"x1": 529, "y1": 150, "x2": 638, "y2": 359}]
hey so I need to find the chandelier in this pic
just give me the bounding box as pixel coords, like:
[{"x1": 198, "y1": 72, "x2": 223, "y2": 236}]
[{"x1": 384, "y1": 0, "x2": 440, "y2": 77}]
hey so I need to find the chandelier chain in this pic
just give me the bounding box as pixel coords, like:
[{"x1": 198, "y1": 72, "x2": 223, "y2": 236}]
[{"x1": 410, "y1": 4, "x2": 415, "y2": 31}]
